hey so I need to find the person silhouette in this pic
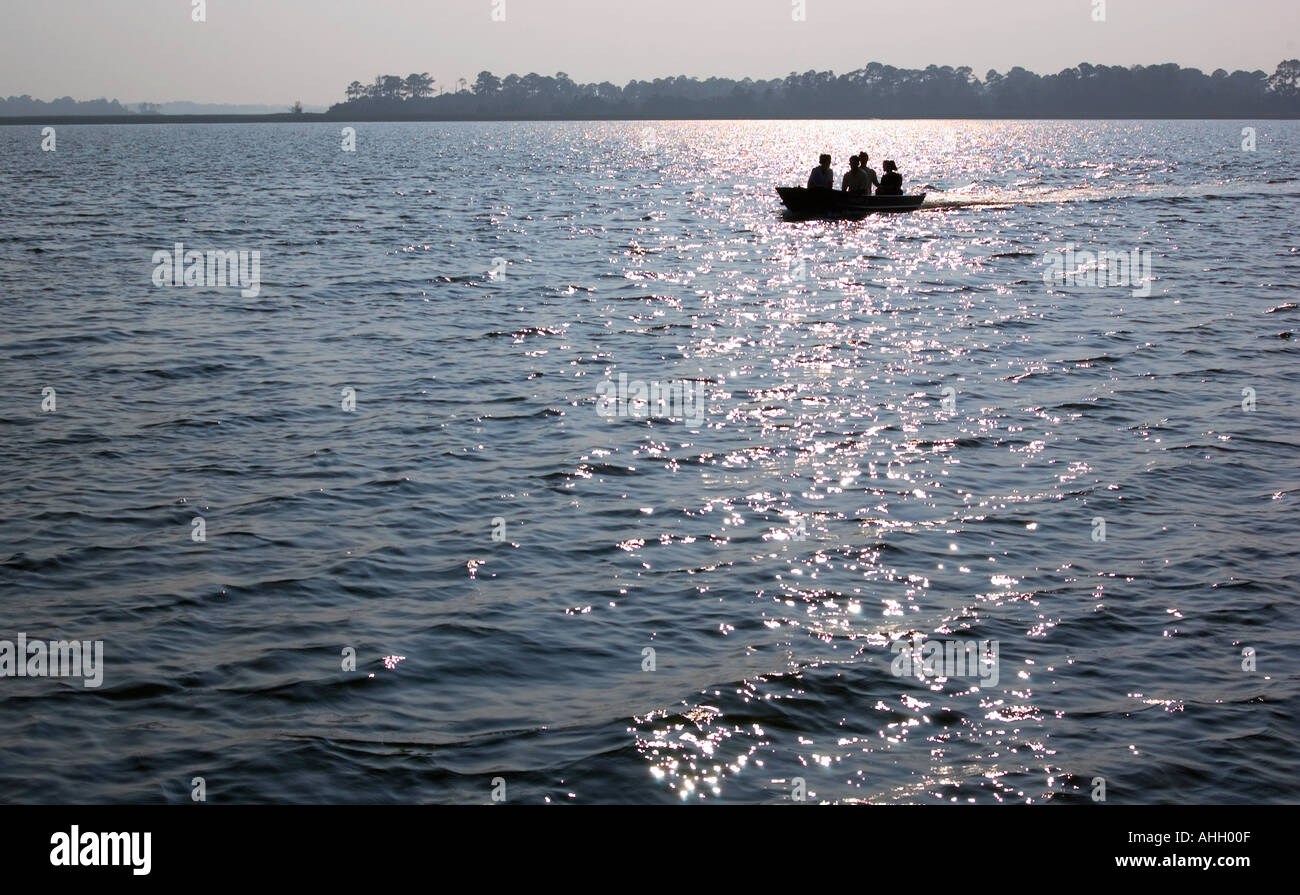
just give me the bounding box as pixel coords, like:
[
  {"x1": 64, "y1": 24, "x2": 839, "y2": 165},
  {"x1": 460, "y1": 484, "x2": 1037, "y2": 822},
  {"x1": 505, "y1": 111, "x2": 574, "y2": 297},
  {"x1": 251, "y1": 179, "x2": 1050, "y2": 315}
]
[
  {"x1": 807, "y1": 154, "x2": 835, "y2": 190},
  {"x1": 856, "y1": 152, "x2": 880, "y2": 194},
  {"x1": 876, "y1": 160, "x2": 903, "y2": 196},
  {"x1": 842, "y1": 155, "x2": 872, "y2": 193}
]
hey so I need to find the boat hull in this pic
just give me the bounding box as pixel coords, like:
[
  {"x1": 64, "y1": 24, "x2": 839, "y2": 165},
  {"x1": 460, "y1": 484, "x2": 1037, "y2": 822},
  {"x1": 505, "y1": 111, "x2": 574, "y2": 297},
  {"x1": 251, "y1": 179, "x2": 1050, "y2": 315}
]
[{"x1": 777, "y1": 187, "x2": 926, "y2": 215}]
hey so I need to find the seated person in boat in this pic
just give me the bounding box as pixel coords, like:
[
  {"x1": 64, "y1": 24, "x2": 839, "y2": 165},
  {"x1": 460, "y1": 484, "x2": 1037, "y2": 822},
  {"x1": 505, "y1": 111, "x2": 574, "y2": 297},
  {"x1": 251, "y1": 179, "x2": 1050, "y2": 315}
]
[
  {"x1": 807, "y1": 154, "x2": 835, "y2": 190},
  {"x1": 842, "y1": 155, "x2": 873, "y2": 193},
  {"x1": 856, "y1": 152, "x2": 880, "y2": 193},
  {"x1": 876, "y1": 160, "x2": 904, "y2": 195}
]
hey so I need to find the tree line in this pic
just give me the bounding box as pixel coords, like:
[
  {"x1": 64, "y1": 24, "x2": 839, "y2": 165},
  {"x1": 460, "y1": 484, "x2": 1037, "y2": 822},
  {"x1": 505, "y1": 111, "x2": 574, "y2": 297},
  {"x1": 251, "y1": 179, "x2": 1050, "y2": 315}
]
[
  {"x1": 6, "y1": 60, "x2": 1296, "y2": 120},
  {"x1": 0, "y1": 95, "x2": 139, "y2": 116},
  {"x1": 328, "y1": 61, "x2": 1300, "y2": 119}
]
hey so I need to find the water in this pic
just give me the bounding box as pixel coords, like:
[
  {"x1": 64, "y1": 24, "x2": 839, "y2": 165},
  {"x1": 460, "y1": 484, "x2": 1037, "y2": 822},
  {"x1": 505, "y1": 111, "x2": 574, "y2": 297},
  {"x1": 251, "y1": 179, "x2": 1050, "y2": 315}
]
[{"x1": 0, "y1": 120, "x2": 1297, "y2": 804}]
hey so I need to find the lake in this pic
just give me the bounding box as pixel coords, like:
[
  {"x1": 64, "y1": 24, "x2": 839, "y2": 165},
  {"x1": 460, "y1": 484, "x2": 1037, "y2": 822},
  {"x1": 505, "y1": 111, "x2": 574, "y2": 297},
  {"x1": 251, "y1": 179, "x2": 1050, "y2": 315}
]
[{"x1": 0, "y1": 120, "x2": 1296, "y2": 803}]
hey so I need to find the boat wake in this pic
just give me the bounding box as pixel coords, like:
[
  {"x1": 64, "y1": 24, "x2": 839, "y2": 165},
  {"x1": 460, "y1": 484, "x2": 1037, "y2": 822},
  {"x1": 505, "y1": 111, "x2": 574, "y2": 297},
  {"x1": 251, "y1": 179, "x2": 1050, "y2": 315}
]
[{"x1": 915, "y1": 178, "x2": 1300, "y2": 211}]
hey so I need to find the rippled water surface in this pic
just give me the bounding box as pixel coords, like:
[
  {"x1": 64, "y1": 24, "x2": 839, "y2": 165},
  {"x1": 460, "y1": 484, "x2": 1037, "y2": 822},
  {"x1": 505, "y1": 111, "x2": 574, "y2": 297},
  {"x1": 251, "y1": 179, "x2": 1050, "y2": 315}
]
[{"x1": 1, "y1": 120, "x2": 1297, "y2": 804}]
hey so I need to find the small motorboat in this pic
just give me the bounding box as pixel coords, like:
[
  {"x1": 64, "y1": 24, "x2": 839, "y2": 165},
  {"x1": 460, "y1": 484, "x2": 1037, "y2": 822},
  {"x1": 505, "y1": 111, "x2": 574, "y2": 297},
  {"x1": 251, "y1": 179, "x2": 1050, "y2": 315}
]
[{"x1": 776, "y1": 187, "x2": 926, "y2": 216}]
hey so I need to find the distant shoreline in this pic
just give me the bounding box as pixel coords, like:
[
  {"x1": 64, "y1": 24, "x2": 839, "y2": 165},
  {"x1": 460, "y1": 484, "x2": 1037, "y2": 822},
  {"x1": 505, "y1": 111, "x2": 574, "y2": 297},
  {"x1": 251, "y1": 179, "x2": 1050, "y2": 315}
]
[
  {"x1": 3, "y1": 113, "x2": 1299, "y2": 126},
  {"x1": 8, "y1": 60, "x2": 1298, "y2": 124},
  {"x1": 0, "y1": 113, "x2": 328, "y2": 125}
]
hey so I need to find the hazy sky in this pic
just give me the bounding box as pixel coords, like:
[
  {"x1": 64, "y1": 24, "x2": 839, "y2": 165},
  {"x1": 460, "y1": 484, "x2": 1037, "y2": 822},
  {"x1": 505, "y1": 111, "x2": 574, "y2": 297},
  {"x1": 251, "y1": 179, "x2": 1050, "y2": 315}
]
[{"x1": 3, "y1": 0, "x2": 1298, "y2": 105}]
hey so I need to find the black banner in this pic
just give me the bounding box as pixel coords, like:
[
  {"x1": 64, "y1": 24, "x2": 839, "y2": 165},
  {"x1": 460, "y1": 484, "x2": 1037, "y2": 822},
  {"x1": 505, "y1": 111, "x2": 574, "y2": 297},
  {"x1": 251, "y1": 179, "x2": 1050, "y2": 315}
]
[{"x1": 0, "y1": 805, "x2": 1280, "y2": 882}]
